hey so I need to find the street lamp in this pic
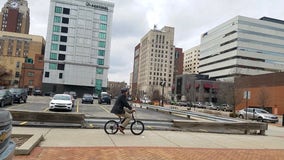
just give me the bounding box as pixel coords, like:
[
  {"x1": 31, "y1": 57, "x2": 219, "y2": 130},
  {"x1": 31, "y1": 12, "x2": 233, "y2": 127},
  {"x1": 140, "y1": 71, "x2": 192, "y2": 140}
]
[{"x1": 160, "y1": 79, "x2": 166, "y2": 107}]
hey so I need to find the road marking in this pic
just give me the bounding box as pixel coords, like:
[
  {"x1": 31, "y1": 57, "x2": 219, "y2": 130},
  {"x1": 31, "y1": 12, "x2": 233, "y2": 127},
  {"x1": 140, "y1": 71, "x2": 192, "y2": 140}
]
[
  {"x1": 43, "y1": 107, "x2": 49, "y2": 112},
  {"x1": 99, "y1": 105, "x2": 110, "y2": 113},
  {"x1": 20, "y1": 121, "x2": 27, "y2": 125},
  {"x1": 76, "y1": 100, "x2": 79, "y2": 112}
]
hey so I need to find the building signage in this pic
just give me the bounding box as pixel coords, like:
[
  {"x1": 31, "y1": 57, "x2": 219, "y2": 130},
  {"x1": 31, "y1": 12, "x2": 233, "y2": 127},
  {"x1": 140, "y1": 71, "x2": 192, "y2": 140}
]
[{"x1": 86, "y1": 2, "x2": 108, "y2": 11}]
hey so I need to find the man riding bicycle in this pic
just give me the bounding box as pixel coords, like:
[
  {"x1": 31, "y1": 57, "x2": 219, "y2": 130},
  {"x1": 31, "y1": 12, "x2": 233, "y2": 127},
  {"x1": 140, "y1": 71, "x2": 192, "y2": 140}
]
[{"x1": 110, "y1": 87, "x2": 135, "y2": 134}]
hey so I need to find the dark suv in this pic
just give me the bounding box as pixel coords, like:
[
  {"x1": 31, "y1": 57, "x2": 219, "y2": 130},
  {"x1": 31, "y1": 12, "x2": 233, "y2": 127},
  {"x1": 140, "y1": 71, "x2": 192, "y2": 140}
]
[
  {"x1": 98, "y1": 92, "x2": 111, "y2": 104},
  {"x1": 9, "y1": 88, "x2": 28, "y2": 103},
  {"x1": 0, "y1": 89, "x2": 13, "y2": 107},
  {"x1": 0, "y1": 109, "x2": 16, "y2": 160}
]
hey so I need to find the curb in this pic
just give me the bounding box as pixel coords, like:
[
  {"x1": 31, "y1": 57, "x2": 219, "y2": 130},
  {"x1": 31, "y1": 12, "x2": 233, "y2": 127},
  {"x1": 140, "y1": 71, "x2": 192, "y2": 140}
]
[{"x1": 13, "y1": 133, "x2": 44, "y2": 155}]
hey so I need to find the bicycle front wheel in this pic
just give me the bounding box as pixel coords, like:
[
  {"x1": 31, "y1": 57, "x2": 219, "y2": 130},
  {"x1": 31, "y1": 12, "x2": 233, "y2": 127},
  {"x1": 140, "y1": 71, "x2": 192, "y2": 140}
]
[
  {"x1": 130, "y1": 120, "x2": 144, "y2": 135},
  {"x1": 104, "y1": 120, "x2": 118, "y2": 134}
]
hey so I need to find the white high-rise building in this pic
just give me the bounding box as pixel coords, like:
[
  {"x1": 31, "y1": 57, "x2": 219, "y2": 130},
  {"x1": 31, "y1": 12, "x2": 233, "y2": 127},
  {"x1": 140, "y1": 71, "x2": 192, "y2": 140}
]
[
  {"x1": 199, "y1": 16, "x2": 284, "y2": 81},
  {"x1": 42, "y1": 0, "x2": 114, "y2": 95},
  {"x1": 183, "y1": 45, "x2": 200, "y2": 74}
]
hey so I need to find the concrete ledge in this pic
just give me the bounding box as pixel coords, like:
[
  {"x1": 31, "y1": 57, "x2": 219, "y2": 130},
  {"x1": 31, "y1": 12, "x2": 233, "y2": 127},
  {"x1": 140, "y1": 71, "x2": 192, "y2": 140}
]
[
  {"x1": 8, "y1": 109, "x2": 86, "y2": 127},
  {"x1": 173, "y1": 120, "x2": 268, "y2": 135},
  {"x1": 13, "y1": 133, "x2": 44, "y2": 155}
]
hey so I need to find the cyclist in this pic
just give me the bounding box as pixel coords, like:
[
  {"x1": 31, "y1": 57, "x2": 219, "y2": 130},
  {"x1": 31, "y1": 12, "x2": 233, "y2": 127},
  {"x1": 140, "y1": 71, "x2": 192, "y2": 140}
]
[{"x1": 110, "y1": 87, "x2": 135, "y2": 134}]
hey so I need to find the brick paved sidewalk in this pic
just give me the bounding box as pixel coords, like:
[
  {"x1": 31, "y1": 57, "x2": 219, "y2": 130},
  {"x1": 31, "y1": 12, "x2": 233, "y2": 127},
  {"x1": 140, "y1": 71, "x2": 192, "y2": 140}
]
[{"x1": 14, "y1": 147, "x2": 284, "y2": 160}]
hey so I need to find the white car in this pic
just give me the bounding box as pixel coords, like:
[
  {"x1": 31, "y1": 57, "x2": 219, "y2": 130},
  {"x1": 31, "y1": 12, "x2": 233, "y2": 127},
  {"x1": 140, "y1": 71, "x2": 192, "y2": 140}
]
[{"x1": 49, "y1": 94, "x2": 73, "y2": 111}]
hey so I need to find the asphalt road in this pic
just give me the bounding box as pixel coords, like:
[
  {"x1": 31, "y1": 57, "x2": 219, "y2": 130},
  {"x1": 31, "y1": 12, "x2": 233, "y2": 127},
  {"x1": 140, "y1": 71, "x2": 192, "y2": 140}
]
[{"x1": 5, "y1": 96, "x2": 189, "y2": 129}]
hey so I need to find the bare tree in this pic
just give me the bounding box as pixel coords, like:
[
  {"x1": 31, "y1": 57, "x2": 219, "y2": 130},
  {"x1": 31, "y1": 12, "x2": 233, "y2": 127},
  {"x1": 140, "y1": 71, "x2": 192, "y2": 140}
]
[{"x1": 256, "y1": 87, "x2": 270, "y2": 107}]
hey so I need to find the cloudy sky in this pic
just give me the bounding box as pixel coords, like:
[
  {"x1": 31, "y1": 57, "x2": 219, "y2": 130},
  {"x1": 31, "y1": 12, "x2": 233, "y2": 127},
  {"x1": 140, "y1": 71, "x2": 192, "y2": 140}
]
[{"x1": 2, "y1": 0, "x2": 284, "y2": 84}]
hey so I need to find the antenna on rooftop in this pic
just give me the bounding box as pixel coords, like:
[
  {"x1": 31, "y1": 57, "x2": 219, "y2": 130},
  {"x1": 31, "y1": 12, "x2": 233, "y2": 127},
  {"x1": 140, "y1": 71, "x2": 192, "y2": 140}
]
[{"x1": 154, "y1": 24, "x2": 157, "y2": 30}]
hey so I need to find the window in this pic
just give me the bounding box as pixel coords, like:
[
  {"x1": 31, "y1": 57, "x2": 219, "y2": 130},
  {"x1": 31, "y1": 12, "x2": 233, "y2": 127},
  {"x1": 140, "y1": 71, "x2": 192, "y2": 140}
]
[
  {"x1": 16, "y1": 62, "x2": 20, "y2": 68},
  {"x1": 62, "y1": 17, "x2": 69, "y2": 24},
  {"x1": 99, "y1": 32, "x2": 106, "y2": 39},
  {"x1": 59, "y1": 45, "x2": 66, "y2": 51},
  {"x1": 55, "y1": 6, "x2": 62, "y2": 13},
  {"x1": 98, "y1": 41, "x2": 105, "y2": 48},
  {"x1": 53, "y1": 25, "x2": 60, "y2": 32},
  {"x1": 97, "y1": 59, "x2": 104, "y2": 65},
  {"x1": 100, "y1": 15, "x2": 107, "y2": 21},
  {"x1": 58, "y1": 64, "x2": 65, "y2": 70},
  {"x1": 61, "y1": 27, "x2": 68, "y2": 33},
  {"x1": 25, "y1": 58, "x2": 33, "y2": 64},
  {"x1": 63, "y1": 8, "x2": 70, "y2": 14},
  {"x1": 49, "y1": 63, "x2": 57, "y2": 70},
  {"x1": 95, "y1": 79, "x2": 102, "y2": 90},
  {"x1": 50, "y1": 53, "x2": 57, "y2": 60},
  {"x1": 58, "y1": 54, "x2": 65, "y2": 60},
  {"x1": 96, "y1": 68, "x2": 103, "y2": 74},
  {"x1": 100, "y1": 23, "x2": 107, "y2": 30},
  {"x1": 59, "y1": 73, "x2": 63, "y2": 79},
  {"x1": 54, "y1": 16, "x2": 61, "y2": 23},
  {"x1": 98, "y1": 50, "x2": 105, "y2": 56},
  {"x1": 60, "y1": 36, "x2": 67, "y2": 42},
  {"x1": 52, "y1": 34, "x2": 59, "y2": 41},
  {"x1": 28, "y1": 72, "x2": 34, "y2": 77},
  {"x1": 15, "y1": 72, "x2": 20, "y2": 78},
  {"x1": 29, "y1": 80, "x2": 33, "y2": 85},
  {"x1": 45, "y1": 72, "x2": 49, "y2": 77},
  {"x1": 51, "y1": 44, "x2": 58, "y2": 51}
]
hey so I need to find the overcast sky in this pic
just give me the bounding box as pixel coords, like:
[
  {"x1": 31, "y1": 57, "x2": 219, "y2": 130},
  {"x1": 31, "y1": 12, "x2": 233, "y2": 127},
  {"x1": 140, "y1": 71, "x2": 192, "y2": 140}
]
[{"x1": 2, "y1": 0, "x2": 284, "y2": 84}]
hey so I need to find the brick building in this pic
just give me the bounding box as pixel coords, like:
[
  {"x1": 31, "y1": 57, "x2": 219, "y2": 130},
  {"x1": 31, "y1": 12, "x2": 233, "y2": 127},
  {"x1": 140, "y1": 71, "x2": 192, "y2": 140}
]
[{"x1": 235, "y1": 72, "x2": 284, "y2": 115}]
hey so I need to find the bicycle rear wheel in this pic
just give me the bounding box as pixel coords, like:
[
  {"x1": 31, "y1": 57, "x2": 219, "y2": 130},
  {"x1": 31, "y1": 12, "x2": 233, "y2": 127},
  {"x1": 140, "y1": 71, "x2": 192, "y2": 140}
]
[
  {"x1": 104, "y1": 120, "x2": 119, "y2": 134},
  {"x1": 130, "y1": 120, "x2": 144, "y2": 135}
]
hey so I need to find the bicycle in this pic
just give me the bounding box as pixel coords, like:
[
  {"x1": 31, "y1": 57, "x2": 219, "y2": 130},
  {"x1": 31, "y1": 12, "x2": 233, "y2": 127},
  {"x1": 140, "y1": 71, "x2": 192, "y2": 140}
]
[{"x1": 104, "y1": 112, "x2": 144, "y2": 135}]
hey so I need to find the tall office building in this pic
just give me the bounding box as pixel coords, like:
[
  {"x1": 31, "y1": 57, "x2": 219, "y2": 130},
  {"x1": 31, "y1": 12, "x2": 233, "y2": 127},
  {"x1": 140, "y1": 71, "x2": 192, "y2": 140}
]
[
  {"x1": 199, "y1": 16, "x2": 284, "y2": 81},
  {"x1": 183, "y1": 45, "x2": 200, "y2": 74},
  {"x1": 137, "y1": 26, "x2": 175, "y2": 99},
  {"x1": 42, "y1": 0, "x2": 114, "y2": 95},
  {"x1": 0, "y1": 0, "x2": 30, "y2": 34}
]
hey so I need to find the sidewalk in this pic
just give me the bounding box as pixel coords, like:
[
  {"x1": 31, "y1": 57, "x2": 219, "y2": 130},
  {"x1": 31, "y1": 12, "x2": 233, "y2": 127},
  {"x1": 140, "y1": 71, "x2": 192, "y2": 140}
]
[{"x1": 12, "y1": 124, "x2": 284, "y2": 160}]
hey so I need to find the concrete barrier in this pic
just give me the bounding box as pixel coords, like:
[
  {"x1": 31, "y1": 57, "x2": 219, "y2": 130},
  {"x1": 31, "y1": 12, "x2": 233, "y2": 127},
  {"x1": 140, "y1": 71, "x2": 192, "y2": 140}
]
[
  {"x1": 9, "y1": 110, "x2": 86, "y2": 127},
  {"x1": 173, "y1": 120, "x2": 268, "y2": 135}
]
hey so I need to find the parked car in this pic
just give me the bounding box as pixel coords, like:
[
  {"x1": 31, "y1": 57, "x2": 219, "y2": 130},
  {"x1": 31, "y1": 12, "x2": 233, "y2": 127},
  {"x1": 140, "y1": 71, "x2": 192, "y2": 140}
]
[
  {"x1": 0, "y1": 109, "x2": 16, "y2": 160},
  {"x1": 0, "y1": 89, "x2": 13, "y2": 107},
  {"x1": 49, "y1": 94, "x2": 73, "y2": 111},
  {"x1": 98, "y1": 92, "x2": 111, "y2": 104},
  {"x1": 177, "y1": 101, "x2": 188, "y2": 106},
  {"x1": 69, "y1": 91, "x2": 77, "y2": 99},
  {"x1": 237, "y1": 108, "x2": 278, "y2": 123},
  {"x1": 44, "y1": 91, "x2": 55, "y2": 97},
  {"x1": 9, "y1": 88, "x2": 28, "y2": 103},
  {"x1": 33, "y1": 89, "x2": 42, "y2": 96},
  {"x1": 82, "y1": 94, "x2": 93, "y2": 104},
  {"x1": 218, "y1": 104, "x2": 233, "y2": 112},
  {"x1": 93, "y1": 93, "x2": 98, "y2": 99},
  {"x1": 204, "y1": 102, "x2": 217, "y2": 110}
]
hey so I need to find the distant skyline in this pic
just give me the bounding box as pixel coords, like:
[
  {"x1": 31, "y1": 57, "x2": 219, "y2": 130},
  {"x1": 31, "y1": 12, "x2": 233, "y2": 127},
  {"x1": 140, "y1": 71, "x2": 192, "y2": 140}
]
[{"x1": 1, "y1": 0, "x2": 284, "y2": 84}]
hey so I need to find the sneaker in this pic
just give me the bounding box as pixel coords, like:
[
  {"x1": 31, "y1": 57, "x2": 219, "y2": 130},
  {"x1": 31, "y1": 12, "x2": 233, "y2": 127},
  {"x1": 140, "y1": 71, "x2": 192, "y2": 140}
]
[{"x1": 118, "y1": 126, "x2": 125, "y2": 134}]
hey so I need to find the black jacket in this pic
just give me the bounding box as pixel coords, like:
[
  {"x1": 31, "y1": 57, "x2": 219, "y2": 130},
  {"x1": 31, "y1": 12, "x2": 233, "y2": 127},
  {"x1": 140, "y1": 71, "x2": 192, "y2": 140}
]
[{"x1": 111, "y1": 94, "x2": 132, "y2": 114}]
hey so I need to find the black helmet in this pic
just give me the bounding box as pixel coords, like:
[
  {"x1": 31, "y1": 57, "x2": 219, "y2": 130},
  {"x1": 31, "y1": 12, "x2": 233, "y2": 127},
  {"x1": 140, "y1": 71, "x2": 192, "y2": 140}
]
[{"x1": 121, "y1": 87, "x2": 128, "y2": 93}]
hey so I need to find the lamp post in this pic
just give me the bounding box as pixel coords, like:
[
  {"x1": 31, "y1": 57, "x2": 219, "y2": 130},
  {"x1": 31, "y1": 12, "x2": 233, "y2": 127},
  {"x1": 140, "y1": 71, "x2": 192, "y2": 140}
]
[{"x1": 160, "y1": 79, "x2": 166, "y2": 107}]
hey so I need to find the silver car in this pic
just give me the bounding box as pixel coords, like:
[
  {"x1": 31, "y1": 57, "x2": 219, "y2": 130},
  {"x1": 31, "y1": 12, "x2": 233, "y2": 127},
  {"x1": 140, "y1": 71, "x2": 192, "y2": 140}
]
[{"x1": 237, "y1": 108, "x2": 278, "y2": 123}]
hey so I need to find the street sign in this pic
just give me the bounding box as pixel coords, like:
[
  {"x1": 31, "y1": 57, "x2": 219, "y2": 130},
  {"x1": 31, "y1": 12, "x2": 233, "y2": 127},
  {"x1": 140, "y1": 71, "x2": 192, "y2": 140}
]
[{"x1": 243, "y1": 91, "x2": 251, "y2": 99}]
